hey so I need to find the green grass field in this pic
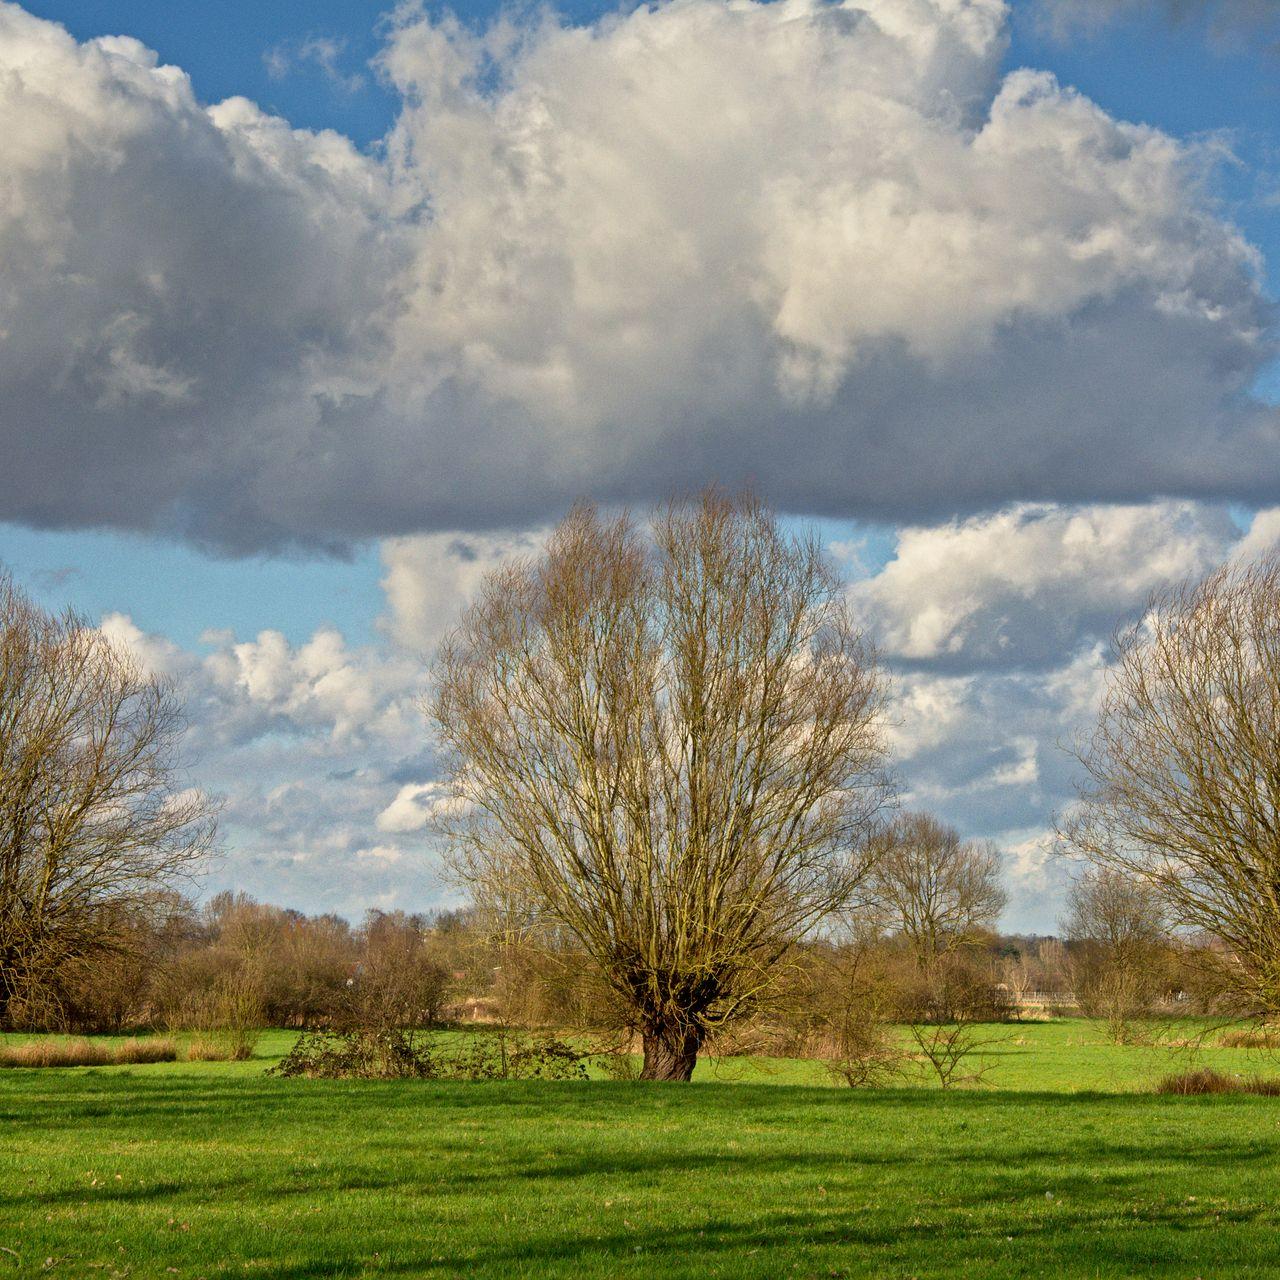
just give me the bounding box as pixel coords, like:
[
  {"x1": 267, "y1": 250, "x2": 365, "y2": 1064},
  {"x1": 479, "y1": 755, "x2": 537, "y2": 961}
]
[{"x1": 4, "y1": 1021, "x2": 1280, "y2": 1278}]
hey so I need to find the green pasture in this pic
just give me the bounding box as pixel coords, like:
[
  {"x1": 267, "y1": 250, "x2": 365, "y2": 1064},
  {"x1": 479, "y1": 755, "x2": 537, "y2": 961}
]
[
  {"x1": 3, "y1": 1020, "x2": 1280, "y2": 1277},
  {"x1": 3, "y1": 1018, "x2": 1271, "y2": 1090}
]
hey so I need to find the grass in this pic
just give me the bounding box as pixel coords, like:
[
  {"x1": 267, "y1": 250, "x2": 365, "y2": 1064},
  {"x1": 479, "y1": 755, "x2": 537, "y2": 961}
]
[
  {"x1": 0, "y1": 1035, "x2": 177, "y2": 1068},
  {"x1": 1220, "y1": 1027, "x2": 1280, "y2": 1050},
  {"x1": 4, "y1": 1020, "x2": 1280, "y2": 1277},
  {"x1": 1156, "y1": 1067, "x2": 1280, "y2": 1095}
]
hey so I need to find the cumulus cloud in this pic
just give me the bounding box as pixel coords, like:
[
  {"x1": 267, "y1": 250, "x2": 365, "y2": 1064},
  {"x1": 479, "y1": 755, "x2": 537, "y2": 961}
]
[
  {"x1": 96, "y1": 609, "x2": 443, "y2": 916},
  {"x1": 847, "y1": 500, "x2": 1280, "y2": 928},
  {"x1": 379, "y1": 528, "x2": 547, "y2": 652},
  {"x1": 852, "y1": 501, "x2": 1238, "y2": 669},
  {"x1": 375, "y1": 781, "x2": 463, "y2": 833},
  {"x1": 881, "y1": 645, "x2": 1112, "y2": 930},
  {"x1": 0, "y1": 0, "x2": 1277, "y2": 550},
  {"x1": 86, "y1": 496, "x2": 1280, "y2": 929}
]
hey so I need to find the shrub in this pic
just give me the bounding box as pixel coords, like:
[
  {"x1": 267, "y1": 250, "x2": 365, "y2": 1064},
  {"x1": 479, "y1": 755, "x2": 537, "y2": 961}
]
[
  {"x1": 447, "y1": 1030, "x2": 590, "y2": 1082},
  {"x1": 271, "y1": 1028, "x2": 589, "y2": 1082},
  {"x1": 274, "y1": 1028, "x2": 438, "y2": 1080},
  {"x1": 170, "y1": 972, "x2": 262, "y2": 1061},
  {"x1": 1156, "y1": 1068, "x2": 1280, "y2": 1096},
  {"x1": 190, "y1": 1027, "x2": 258, "y2": 1061}
]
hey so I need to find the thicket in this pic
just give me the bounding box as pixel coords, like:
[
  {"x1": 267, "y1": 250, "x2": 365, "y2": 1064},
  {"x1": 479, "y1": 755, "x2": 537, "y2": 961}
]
[
  {"x1": 8, "y1": 892, "x2": 478, "y2": 1038},
  {"x1": 5, "y1": 884, "x2": 1224, "y2": 1083}
]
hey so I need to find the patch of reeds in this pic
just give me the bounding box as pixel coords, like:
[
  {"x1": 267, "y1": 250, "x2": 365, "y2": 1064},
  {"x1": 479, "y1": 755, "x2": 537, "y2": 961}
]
[
  {"x1": 1156, "y1": 1067, "x2": 1280, "y2": 1096},
  {"x1": 0, "y1": 1037, "x2": 176, "y2": 1068},
  {"x1": 183, "y1": 1034, "x2": 257, "y2": 1064},
  {"x1": 1219, "y1": 1027, "x2": 1280, "y2": 1050}
]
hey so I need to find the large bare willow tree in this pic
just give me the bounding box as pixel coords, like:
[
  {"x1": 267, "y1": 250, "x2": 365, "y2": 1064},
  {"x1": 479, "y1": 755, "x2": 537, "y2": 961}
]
[
  {"x1": 1062, "y1": 556, "x2": 1280, "y2": 1017},
  {"x1": 431, "y1": 493, "x2": 890, "y2": 1079},
  {"x1": 0, "y1": 574, "x2": 216, "y2": 1026}
]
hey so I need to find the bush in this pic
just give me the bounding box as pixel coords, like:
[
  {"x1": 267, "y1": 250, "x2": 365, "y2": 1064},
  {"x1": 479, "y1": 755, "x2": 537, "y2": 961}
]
[
  {"x1": 271, "y1": 1028, "x2": 589, "y2": 1082},
  {"x1": 274, "y1": 1028, "x2": 438, "y2": 1080},
  {"x1": 169, "y1": 972, "x2": 262, "y2": 1061},
  {"x1": 1156, "y1": 1068, "x2": 1280, "y2": 1096}
]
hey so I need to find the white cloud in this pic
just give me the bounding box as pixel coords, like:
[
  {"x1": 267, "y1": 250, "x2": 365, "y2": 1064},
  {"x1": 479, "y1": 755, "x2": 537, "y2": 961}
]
[
  {"x1": 853, "y1": 501, "x2": 1236, "y2": 668},
  {"x1": 354, "y1": 844, "x2": 404, "y2": 864},
  {"x1": 95, "y1": 608, "x2": 440, "y2": 917},
  {"x1": 380, "y1": 528, "x2": 548, "y2": 652},
  {"x1": 0, "y1": 1, "x2": 1276, "y2": 548},
  {"x1": 375, "y1": 781, "x2": 457, "y2": 834},
  {"x1": 265, "y1": 35, "x2": 366, "y2": 94},
  {"x1": 1231, "y1": 506, "x2": 1280, "y2": 563}
]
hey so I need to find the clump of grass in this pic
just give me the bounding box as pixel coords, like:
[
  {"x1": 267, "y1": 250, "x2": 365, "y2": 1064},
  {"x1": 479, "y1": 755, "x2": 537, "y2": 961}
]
[
  {"x1": 1219, "y1": 1027, "x2": 1280, "y2": 1050},
  {"x1": 182, "y1": 1028, "x2": 258, "y2": 1061},
  {"x1": 113, "y1": 1037, "x2": 177, "y2": 1064},
  {"x1": 186, "y1": 1036, "x2": 235, "y2": 1062},
  {"x1": 1156, "y1": 1067, "x2": 1280, "y2": 1096},
  {"x1": 0, "y1": 1037, "x2": 176, "y2": 1068},
  {"x1": 2, "y1": 1038, "x2": 111, "y2": 1068}
]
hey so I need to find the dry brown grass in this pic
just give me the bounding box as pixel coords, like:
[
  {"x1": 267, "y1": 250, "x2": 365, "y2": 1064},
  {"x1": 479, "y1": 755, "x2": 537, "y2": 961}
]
[
  {"x1": 0, "y1": 1037, "x2": 176, "y2": 1068},
  {"x1": 112, "y1": 1037, "x2": 177, "y2": 1064},
  {"x1": 1219, "y1": 1027, "x2": 1280, "y2": 1050},
  {"x1": 185, "y1": 1036, "x2": 233, "y2": 1062},
  {"x1": 181, "y1": 1029, "x2": 258, "y2": 1061},
  {"x1": 1, "y1": 1038, "x2": 110, "y2": 1068},
  {"x1": 1156, "y1": 1068, "x2": 1280, "y2": 1096}
]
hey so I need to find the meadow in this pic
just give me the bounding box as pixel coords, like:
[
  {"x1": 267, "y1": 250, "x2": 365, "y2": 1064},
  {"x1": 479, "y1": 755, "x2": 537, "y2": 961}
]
[{"x1": 4, "y1": 1022, "x2": 1280, "y2": 1278}]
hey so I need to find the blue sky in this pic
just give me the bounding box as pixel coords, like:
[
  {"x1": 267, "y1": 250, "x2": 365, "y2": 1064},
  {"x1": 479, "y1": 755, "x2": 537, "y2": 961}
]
[{"x1": 4, "y1": 0, "x2": 1280, "y2": 927}]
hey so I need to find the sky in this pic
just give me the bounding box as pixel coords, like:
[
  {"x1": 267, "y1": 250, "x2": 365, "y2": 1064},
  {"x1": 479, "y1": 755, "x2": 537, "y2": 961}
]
[{"x1": 3, "y1": 0, "x2": 1280, "y2": 932}]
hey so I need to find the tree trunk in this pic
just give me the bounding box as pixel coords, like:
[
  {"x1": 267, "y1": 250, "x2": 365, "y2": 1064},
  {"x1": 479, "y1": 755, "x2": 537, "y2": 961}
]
[{"x1": 639, "y1": 1023, "x2": 701, "y2": 1081}]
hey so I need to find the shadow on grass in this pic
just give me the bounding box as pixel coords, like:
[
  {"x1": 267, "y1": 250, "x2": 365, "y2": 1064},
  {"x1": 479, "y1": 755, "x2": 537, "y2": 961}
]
[{"x1": 7, "y1": 1075, "x2": 1280, "y2": 1278}]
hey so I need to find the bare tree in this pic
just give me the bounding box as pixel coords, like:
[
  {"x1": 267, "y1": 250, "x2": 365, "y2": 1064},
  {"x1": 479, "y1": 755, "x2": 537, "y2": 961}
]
[
  {"x1": 0, "y1": 574, "x2": 216, "y2": 1027},
  {"x1": 1062, "y1": 867, "x2": 1169, "y2": 1041},
  {"x1": 867, "y1": 812, "x2": 1007, "y2": 966},
  {"x1": 430, "y1": 492, "x2": 890, "y2": 1080},
  {"x1": 1061, "y1": 556, "x2": 1280, "y2": 1018},
  {"x1": 864, "y1": 812, "x2": 1008, "y2": 1083}
]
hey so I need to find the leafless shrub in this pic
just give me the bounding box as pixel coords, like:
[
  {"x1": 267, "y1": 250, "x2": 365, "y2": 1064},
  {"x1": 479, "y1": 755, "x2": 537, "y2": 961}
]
[
  {"x1": 906, "y1": 1020, "x2": 999, "y2": 1089},
  {"x1": 184, "y1": 1036, "x2": 233, "y2": 1062},
  {"x1": 347, "y1": 910, "x2": 453, "y2": 1031},
  {"x1": 1062, "y1": 867, "x2": 1170, "y2": 1043},
  {"x1": 811, "y1": 936, "x2": 906, "y2": 1088},
  {"x1": 176, "y1": 971, "x2": 263, "y2": 1061}
]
